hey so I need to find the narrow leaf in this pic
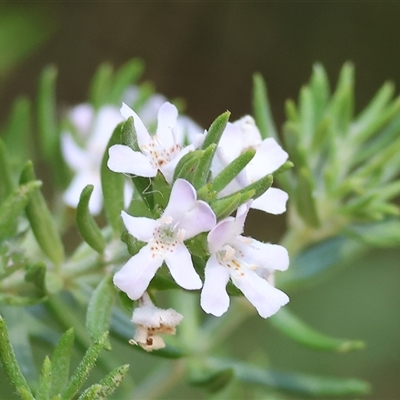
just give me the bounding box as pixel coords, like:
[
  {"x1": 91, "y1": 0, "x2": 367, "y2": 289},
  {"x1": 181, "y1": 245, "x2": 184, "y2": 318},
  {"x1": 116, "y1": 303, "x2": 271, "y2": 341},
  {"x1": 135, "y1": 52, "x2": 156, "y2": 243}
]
[
  {"x1": 36, "y1": 356, "x2": 52, "y2": 400},
  {"x1": 0, "y1": 139, "x2": 14, "y2": 205},
  {"x1": 270, "y1": 308, "x2": 364, "y2": 352},
  {"x1": 252, "y1": 73, "x2": 279, "y2": 141},
  {"x1": 96, "y1": 364, "x2": 130, "y2": 398},
  {"x1": 0, "y1": 180, "x2": 41, "y2": 242},
  {"x1": 86, "y1": 275, "x2": 115, "y2": 349},
  {"x1": 20, "y1": 162, "x2": 65, "y2": 265},
  {"x1": 210, "y1": 359, "x2": 371, "y2": 397},
  {"x1": 101, "y1": 123, "x2": 125, "y2": 235},
  {"x1": 60, "y1": 332, "x2": 109, "y2": 400},
  {"x1": 201, "y1": 111, "x2": 230, "y2": 150},
  {"x1": 76, "y1": 185, "x2": 106, "y2": 254},
  {"x1": 77, "y1": 384, "x2": 103, "y2": 400},
  {"x1": 192, "y1": 144, "x2": 216, "y2": 189},
  {"x1": 89, "y1": 63, "x2": 113, "y2": 109},
  {"x1": 0, "y1": 314, "x2": 34, "y2": 399},
  {"x1": 211, "y1": 149, "x2": 255, "y2": 193},
  {"x1": 110, "y1": 58, "x2": 144, "y2": 104},
  {"x1": 49, "y1": 328, "x2": 74, "y2": 397}
]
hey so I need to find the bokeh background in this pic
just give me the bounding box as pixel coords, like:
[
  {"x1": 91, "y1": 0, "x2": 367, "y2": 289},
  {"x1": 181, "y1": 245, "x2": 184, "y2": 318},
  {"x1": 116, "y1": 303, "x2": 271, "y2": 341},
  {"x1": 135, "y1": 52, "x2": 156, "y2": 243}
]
[{"x1": 1, "y1": 2, "x2": 400, "y2": 399}]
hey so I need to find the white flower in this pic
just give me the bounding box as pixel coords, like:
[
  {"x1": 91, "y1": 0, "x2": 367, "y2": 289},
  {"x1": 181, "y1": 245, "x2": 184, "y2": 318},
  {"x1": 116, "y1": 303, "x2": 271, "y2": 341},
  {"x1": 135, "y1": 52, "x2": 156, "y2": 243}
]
[
  {"x1": 107, "y1": 102, "x2": 196, "y2": 184},
  {"x1": 213, "y1": 116, "x2": 289, "y2": 215},
  {"x1": 113, "y1": 179, "x2": 216, "y2": 300},
  {"x1": 61, "y1": 104, "x2": 125, "y2": 214},
  {"x1": 129, "y1": 292, "x2": 183, "y2": 352},
  {"x1": 200, "y1": 201, "x2": 289, "y2": 318}
]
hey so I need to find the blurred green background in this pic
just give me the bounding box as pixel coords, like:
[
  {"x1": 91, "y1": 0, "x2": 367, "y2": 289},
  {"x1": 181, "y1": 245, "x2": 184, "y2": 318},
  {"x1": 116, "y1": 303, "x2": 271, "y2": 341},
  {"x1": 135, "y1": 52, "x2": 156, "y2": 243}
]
[{"x1": 0, "y1": 2, "x2": 399, "y2": 399}]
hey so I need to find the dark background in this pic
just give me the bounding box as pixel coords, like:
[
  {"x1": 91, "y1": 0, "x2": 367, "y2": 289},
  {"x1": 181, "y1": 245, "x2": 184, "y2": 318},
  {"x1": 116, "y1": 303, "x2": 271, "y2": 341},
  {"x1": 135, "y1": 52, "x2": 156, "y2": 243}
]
[{"x1": 1, "y1": 2, "x2": 400, "y2": 399}]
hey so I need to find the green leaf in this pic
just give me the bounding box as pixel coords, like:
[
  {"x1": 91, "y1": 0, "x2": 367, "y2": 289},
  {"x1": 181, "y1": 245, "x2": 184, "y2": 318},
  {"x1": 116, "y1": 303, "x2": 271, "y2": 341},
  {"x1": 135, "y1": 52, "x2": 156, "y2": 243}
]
[
  {"x1": 96, "y1": 364, "x2": 130, "y2": 398},
  {"x1": 89, "y1": 63, "x2": 114, "y2": 109},
  {"x1": 109, "y1": 58, "x2": 144, "y2": 104},
  {"x1": 0, "y1": 314, "x2": 34, "y2": 399},
  {"x1": 0, "y1": 180, "x2": 41, "y2": 242},
  {"x1": 189, "y1": 365, "x2": 234, "y2": 393},
  {"x1": 0, "y1": 139, "x2": 14, "y2": 205},
  {"x1": 201, "y1": 111, "x2": 230, "y2": 150},
  {"x1": 86, "y1": 275, "x2": 115, "y2": 349},
  {"x1": 210, "y1": 193, "x2": 242, "y2": 220},
  {"x1": 346, "y1": 219, "x2": 400, "y2": 248},
  {"x1": 210, "y1": 359, "x2": 370, "y2": 397},
  {"x1": 252, "y1": 73, "x2": 279, "y2": 142},
  {"x1": 50, "y1": 328, "x2": 75, "y2": 398},
  {"x1": 60, "y1": 332, "x2": 109, "y2": 400},
  {"x1": 2, "y1": 97, "x2": 33, "y2": 173},
  {"x1": 210, "y1": 149, "x2": 256, "y2": 193},
  {"x1": 36, "y1": 356, "x2": 52, "y2": 400},
  {"x1": 121, "y1": 231, "x2": 146, "y2": 255},
  {"x1": 20, "y1": 162, "x2": 65, "y2": 265},
  {"x1": 309, "y1": 63, "x2": 330, "y2": 124},
  {"x1": 25, "y1": 262, "x2": 47, "y2": 297},
  {"x1": 294, "y1": 167, "x2": 320, "y2": 228},
  {"x1": 76, "y1": 185, "x2": 106, "y2": 254},
  {"x1": 101, "y1": 123, "x2": 125, "y2": 235},
  {"x1": 173, "y1": 149, "x2": 203, "y2": 183},
  {"x1": 270, "y1": 308, "x2": 364, "y2": 352},
  {"x1": 37, "y1": 65, "x2": 58, "y2": 160},
  {"x1": 77, "y1": 384, "x2": 103, "y2": 400},
  {"x1": 277, "y1": 236, "x2": 365, "y2": 289},
  {"x1": 192, "y1": 144, "x2": 216, "y2": 189}
]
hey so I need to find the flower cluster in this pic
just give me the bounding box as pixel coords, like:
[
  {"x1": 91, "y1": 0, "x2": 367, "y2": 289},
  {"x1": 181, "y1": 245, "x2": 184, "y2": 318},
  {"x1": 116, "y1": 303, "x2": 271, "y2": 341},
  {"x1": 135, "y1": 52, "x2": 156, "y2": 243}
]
[{"x1": 108, "y1": 101, "x2": 290, "y2": 319}]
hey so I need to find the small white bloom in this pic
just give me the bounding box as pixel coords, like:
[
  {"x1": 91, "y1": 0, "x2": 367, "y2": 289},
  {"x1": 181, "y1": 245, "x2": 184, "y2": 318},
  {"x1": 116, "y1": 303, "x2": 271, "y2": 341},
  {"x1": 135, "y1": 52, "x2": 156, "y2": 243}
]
[
  {"x1": 108, "y1": 102, "x2": 196, "y2": 184},
  {"x1": 200, "y1": 201, "x2": 289, "y2": 318},
  {"x1": 130, "y1": 292, "x2": 183, "y2": 352},
  {"x1": 213, "y1": 116, "x2": 289, "y2": 215},
  {"x1": 61, "y1": 104, "x2": 125, "y2": 214},
  {"x1": 113, "y1": 179, "x2": 216, "y2": 300}
]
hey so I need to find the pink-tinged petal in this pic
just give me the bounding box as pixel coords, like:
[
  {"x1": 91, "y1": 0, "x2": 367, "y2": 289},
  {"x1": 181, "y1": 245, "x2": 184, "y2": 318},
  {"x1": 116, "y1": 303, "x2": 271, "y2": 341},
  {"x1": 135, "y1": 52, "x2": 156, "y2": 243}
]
[
  {"x1": 230, "y1": 268, "x2": 289, "y2": 318},
  {"x1": 247, "y1": 138, "x2": 288, "y2": 180},
  {"x1": 217, "y1": 122, "x2": 243, "y2": 163},
  {"x1": 207, "y1": 217, "x2": 236, "y2": 254},
  {"x1": 107, "y1": 144, "x2": 157, "y2": 177},
  {"x1": 164, "y1": 243, "x2": 202, "y2": 290},
  {"x1": 69, "y1": 104, "x2": 94, "y2": 138},
  {"x1": 179, "y1": 200, "x2": 216, "y2": 239},
  {"x1": 233, "y1": 115, "x2": 262, "y2": 150},
  {"x1": 113, "y1": 244, "x2": 163, "y2": 300},
  {"x1": 121, "y1": 211, "x2": 158, "y2": 242},
  {"x1": 251, "y1": 187, "x2": 288, "y2": 215},
  {"x1": 236, "y1": 238, "x2": 289, "y2": 272},
  {"x1": 120, "y1": 103, "x2": 151, "y2": 147},
  {"x1": 176, "y1": 115, "x2": 203, "y2": 146},
  {"x1": 156, "y1": 102, "x2": 178, "y2": 149},
  {"x1": 201, "y1": 256, "x2": 231, "y2": 316},
  {"x1": 61, "y1": 134, "x2": 89, "y2": 171},
  {"x1": 90, "y1": 106, "x2": 123, "y2": 150},
  {"x1": 163, "y1": 179, "x2": 197, "y2": 221},
  {"x1": 229, "y1": 201, "x2": 251, "y2": 237}
]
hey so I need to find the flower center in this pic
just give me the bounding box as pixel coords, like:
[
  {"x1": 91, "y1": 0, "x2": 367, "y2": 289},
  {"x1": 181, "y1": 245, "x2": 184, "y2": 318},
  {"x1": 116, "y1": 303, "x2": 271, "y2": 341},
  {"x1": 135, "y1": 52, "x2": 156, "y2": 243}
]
[
  {"x1": 149, "y1": 218, "x2": 186, "y2": 257},
  {"x1": 141, "y1": 134, "x2": 181, "y2": 169}
]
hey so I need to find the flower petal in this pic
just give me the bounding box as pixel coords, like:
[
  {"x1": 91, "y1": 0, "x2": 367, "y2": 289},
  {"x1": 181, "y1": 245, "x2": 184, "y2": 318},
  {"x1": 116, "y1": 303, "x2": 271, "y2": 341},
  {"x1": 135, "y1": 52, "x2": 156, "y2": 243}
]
[
  {"x1": 113, "y1": 244, "x2": 163, "y2": 300},
  {"x1": 163, "y1": 179, "x2": 197, "y2": 221},
  {"x1": 61, "y1": 134, "x2": 89, "y2": 172},
  {"x1": 251, "y1": 187, "x2": 288, "y2": 215},
  {"x1": 180, "y1": 200, "x2": 216, "y2": 239},
  {"x1": 160, "y1": 144, "x2": 195, "y2": 184},
  {"x1": 247, "y1": 138, "x2": 288, "y2": 180},
  {"x1": 121, "y1": 211, "x2": 158, "y2": 242},
  {"x1": 200, "y1": 256, "x2": 231, "y2": 316},
  {"x1": 107, "y1": 144, "x2": 157, "y2": 177},
  {"x1": 236, "y1": 238, "x2": 289, "y2": 272},
  {"x1": 207, "y1": 217, "x2": 236, "y2": 254},
  {"x1": 164, "y1": 243, "x2": 202, "y2": 290},
  {"x1": 231, "y1": 268, "x2": 289, "y2": 318},
  {"x1": 120, "y1": 102, "x2": 151, "y2": 147},
  {"x1": 156, "y1": 102, "x2": 178, "y2": 149}
]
